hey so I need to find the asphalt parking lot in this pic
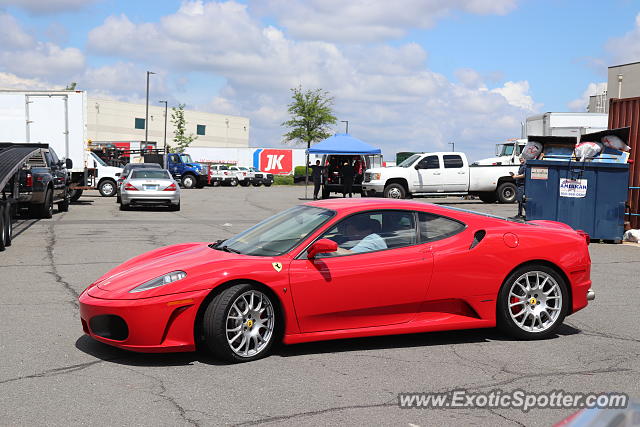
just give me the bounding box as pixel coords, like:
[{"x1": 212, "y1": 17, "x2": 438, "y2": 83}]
[{"x1": 1, "y1": 186, "x2": 639, "y2": 426}]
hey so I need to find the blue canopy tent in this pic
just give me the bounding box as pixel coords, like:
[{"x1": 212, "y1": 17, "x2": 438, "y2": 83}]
[
  {"x1": 307, "y1": 133, "x2": 381, "y2": 155},
  {"x1": 304, "y1": 133, "x2": 382, "y2": 199}
]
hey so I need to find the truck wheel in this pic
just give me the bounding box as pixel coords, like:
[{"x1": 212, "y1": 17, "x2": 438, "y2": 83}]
[
  {"x1": 37, "y1": 189, "x2": 54, "y2": 219},
  {"x1": 497, "y1": 182, "x2": 517, "y2": 204},
  {"x1": 58, "y1": 194, "x2": 70, "y2": 212},
  {"x1": 3, "y1": 204, "x2": 12, "y2": 247},
  {"x1": 98, "y1": 179, "x2": 117, "y2": 197},
  {"x1": 182, "y1": 174, "x2": 196, "y2": 189},
  {"x1": 230, "y1": 179, "x2": 239, "y2": 187},
  {"x1": 69, "y1": 189, "x2": 83, "y2": 202},
  {"x1": 384, "y1": 183, "x2": 406, "y2": 199},
  {"x1": 240, "y1": 180, "x2": 250, "y2": 187},
  {"x1": 0, "y1": 208, "x2": 5, "y2": 252},
  {"x1": 479, "y1": 193, "x2": 498, "y2": 203},
  {"x1": 264, "y1": 182, "x2": 272, "y2": 187},
  {"x1": 252, "y1": 182, "x2": 262, "y2": 187}
]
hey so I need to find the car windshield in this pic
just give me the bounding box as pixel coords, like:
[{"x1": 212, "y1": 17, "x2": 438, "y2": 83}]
[
  {"x1": 214, "y1": 205, "x2": 335, "y2": 256},
  {"x1": 91, "y1": 153, "x2": 108, "y2": 167},
  {"x1": 131, "y1": 170, "x2": 171, "y2": 179},
  {"x1": 180, "y1": 154, "x2": 193, "y2": 163},
  {"x1": 398, "y1": 154, "x2": 421, "y2": 167},
  {"x1": 239, "y1": 167, "x2": 248, "y2": 171}
]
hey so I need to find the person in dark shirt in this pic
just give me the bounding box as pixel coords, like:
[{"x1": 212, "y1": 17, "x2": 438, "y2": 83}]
[
  {"x1": 309, "y1": 160, "x2": 325, "y2": 200},
  {"x1": 341, "y1": 161, "x2": 355, "y2": 198},
  {"x1": 510, "y1": 156, "x2": 526, "y2": 218}
]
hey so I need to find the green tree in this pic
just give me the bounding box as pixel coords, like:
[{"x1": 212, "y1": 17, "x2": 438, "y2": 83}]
[
  {"x1": 65, "y1": 82, "x2": 77, "y2": 90},
  {"x1": 171, "y1": 104, "x2": 197, "y2": 153},
  {"x1": 281, "y1": 87, "x2": 337, "y2": 149}
]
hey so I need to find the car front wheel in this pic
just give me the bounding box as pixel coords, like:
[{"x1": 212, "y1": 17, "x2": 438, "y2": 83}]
[
  {"x1": 384, "y1": 183, "x2": 406, "y2": 199},
  {"x1": 202, "y1": 285, "x2": 277, "y2": 363},
  {"x1": 497, "y1": 265, "x2": 568, "y2": 340}
]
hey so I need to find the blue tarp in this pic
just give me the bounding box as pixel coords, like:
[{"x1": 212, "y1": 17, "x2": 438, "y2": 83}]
[{"x1": 307, "y1": 133, "x2": 381, "y2": 155}]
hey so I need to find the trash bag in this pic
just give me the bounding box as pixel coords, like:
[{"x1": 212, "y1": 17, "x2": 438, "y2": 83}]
[
  {"x1": 601, "y1": 135, "x2": 631, "y2": 152},
  {"x1": 521, "y1": 141, "x2": 543, "y2": 160},
  {"x1": 574, "y1": 142, "x2": 603, "y2": 161},
  {"x1": 623, "y1": 229, "x2": 640, "y2": 243}
]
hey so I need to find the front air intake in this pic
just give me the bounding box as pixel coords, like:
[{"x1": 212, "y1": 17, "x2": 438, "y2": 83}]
[{"x1": 89, "y1": 315, "x2": 129, "y2": 341}]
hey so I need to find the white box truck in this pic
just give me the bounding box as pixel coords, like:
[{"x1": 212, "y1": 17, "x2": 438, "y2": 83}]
[
  {"x1": 0, "y1": 90, "x2": 122, "y2": 200},
  {"x1": 523, "y1": 112, "x2": 608, "y2": 138}
]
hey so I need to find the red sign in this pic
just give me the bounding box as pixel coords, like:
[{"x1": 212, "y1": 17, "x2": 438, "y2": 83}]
[{"x1": 259, "y1": 149, "x2": 293, "y2": 175}]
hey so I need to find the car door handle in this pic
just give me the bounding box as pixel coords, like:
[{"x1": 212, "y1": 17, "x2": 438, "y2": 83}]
[
  {"x1": 433, "y1": 172, "x2": 441, "y2": 175},
  {"x1": 457, "y1": 172, "x2": 466, "y2": 174}
]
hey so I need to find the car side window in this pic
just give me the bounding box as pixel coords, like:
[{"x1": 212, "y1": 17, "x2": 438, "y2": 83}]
[
  {"x1": 417, "y1": 155, "x2": 440, "y2": 170},
  {"x1": 418, "y1": 212, "x2": 465, "y2": 242},
  {"x1": 49, "y1": 149, "x2": 60, "y2": 165},
  {"x1": 315, "y1": 211, "x2": 417, "y2": 258},
  {"x1": 44, "y1": 151, "x2": 54, "y2": 166},
  {"x1": 170, "y1": 154, "x2": 180, "y2": 162},
  {"x1": 443, "y1": 155, "x2": 463, "y2": 168}
]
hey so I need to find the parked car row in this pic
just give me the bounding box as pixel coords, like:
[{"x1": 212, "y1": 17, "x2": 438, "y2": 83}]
[{"x1": 209, "y1": 165, "x2": 274, "y2": 187}]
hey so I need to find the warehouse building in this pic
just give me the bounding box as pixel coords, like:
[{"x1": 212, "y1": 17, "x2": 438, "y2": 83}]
[
  {"x1": 605, "y1": 62, "x2": 640, "y2": 111},
  {"x1": 86, "y1": 97, "x2": 249, "y2": 148}
]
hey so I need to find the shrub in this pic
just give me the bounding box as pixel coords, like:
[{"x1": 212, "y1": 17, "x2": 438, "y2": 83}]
[
  {"x1": 274, "y1": 175, "x2": 294, "y2": 185},
  {"x1": 294, "y1": 165, "x2": 309, "y2": 177}
]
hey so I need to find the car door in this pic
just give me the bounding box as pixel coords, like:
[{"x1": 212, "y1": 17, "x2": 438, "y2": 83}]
[
  {"x1": 44, "y1": 149, "x2": 65, "y2": 199},
  {"x1": 415, "y1": 155, "x2": 443, "y2": 192},
  {"x1": 288, "y1": 210, "x2": 433, "y2": 332},
  {"x1": 441, "y1": 154, "x2": 467, "y2": 192},
  {"x1": 169, "y1": 154, "x2": 181, "y2": 175}
]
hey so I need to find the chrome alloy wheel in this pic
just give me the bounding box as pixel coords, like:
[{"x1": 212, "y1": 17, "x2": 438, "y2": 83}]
[
  {"x1": 508, "y1": 271, "x2": 562, "y2": 333},
  {"x1": 387, "y1": 187, "x2": 402, "y2": 199},
  {"x1": 226, "y1": 290, "x2": 274, "y2": 357}
]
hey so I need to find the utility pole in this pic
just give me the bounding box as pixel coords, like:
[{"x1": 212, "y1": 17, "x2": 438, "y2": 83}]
[
  {"x1": 158, "y1": 100, "x2": 168, "y2": 168},
  {"x1": 341, "y1": 120, "x2": 349, "y2": 134},
  {"x1": 144, "y1": 71, "x2": 155, "y2": 145},
  {"x1": 449, "y1": 142, "x2": 455, "y2": 152}
]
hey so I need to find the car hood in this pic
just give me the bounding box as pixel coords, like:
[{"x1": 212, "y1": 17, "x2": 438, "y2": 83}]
[
  {"x1": 90, "y1": 242, "x2": 244, "y2": 298},
  {"x1": 367, "y1": 166, "x2": 406, "y2": 175},
  {"x1": 186, "y1": 163, "x2": 203, "y2": 170}
]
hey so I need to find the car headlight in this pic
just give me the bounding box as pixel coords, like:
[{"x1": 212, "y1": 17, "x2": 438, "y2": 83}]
[
  {"x1": 372, "y1": 173, "x2": 381, "y2": 180},
  {"x1": 129, "y1": 271, "x2": 187, "y2": 293}
]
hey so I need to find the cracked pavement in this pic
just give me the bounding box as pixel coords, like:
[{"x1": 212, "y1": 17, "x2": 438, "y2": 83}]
[{"x1": 1, "y1": 187, "x2": 639, "y2": 426}]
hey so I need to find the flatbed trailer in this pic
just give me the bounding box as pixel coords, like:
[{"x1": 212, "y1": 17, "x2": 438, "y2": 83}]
[{"x1": 0, "y1": 143, "x2": 42, "y2": 251}]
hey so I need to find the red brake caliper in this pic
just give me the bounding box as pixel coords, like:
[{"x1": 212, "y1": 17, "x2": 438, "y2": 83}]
[{"x1": 510, "y1": 296, "x2": 523, "y2": 314}]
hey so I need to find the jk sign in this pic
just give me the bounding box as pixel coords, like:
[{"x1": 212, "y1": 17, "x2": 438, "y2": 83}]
[{"x1": 253, "y1": 149, "x2": 293, "y2": 175}]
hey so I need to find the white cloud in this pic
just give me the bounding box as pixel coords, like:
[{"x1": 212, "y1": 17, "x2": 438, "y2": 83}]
[
  {"x1": 605, "y1": 13, "x2": 640, "y2": 65},
  {"x1": 0, "y1": 71, "x2": 60, "y2": 90},
  {"x1": 0, "y1": 0, "x2": 97, "y2": 14},
  {"x1": 253, "y1": 0, "x2": 517, "y2": 43},
  {"x1": 568, "y1": 82, "x2": 607, "y2": 112},
  {"x1": 0, "y1": 12, "x2": 85, "y2": 80},
  {"x1": 85, "y1": 1, "x2": 535, "y2": 159}
]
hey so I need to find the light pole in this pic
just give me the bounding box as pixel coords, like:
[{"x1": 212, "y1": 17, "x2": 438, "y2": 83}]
[
  {"x1": 449, "y1": 142, "x2": 455, "y2": 152},
  {"x1": 144, "y1": 71, "x2": 156, "y2": 145},
  {"x1": 158, "y1": 100, "x2": 168, "y2": 168},
  {"x1": 341, "y1": 120, "x2": 349, "y2": 134}
]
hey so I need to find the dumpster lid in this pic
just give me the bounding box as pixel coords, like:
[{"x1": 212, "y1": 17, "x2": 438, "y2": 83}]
[
  {"x1": 580, "y1": 127, "x2": 630, "y2": 144},
  {"x1": 527, "y1": 136, "x2": 577, "y2": 147}
]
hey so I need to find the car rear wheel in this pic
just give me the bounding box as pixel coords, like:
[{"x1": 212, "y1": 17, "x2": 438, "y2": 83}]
[
  {"x1": 264, "y1": 182, "x2": 272, "y2": 187},
  {"x1": 119, "y1": 203, "x2": 130, "y2": 211},
  {"x1": 202, "y1": 285, "x2": 277, "y2": 363},
  {"x1": 37, "y1": 189, "x2": 54, "y2": 219},
  {"x1": 3, "y1": 204, "x2": 12, "y2": 247},
  {"x1": 0, "y1": 206, "x2": 6, "y2": 251},
  {"x1": 170, "y1": 203, "x2": 180, "y2": 211},
  {"x1": 229, "y1": 179, "x2": 239, "y2": 187},
  {"x1": 497, "y1": 265, "x2": 568, "y2": 340},
  {"x1": 69, "y1": 188, "x2": 83, "y2": 202}
]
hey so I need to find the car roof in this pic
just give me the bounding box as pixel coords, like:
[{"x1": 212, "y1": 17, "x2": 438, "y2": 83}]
[
  {"x1": 125, "y1": 163, "x2": 162, "y2": 169},
  {"x1": 304, "y1": 198, "x2": 507, "y2": 223}
]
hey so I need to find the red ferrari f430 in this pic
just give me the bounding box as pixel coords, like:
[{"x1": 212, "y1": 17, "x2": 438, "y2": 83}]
[{"x1": 79, "y1": 199, "x2": 594, "y2": 362}]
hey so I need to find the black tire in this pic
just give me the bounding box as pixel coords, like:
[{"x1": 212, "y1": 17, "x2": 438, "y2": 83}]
[
  {"x1": 0, "y1": 208, "x2": 5, "y2": 252},
  {"x1": 69, "y1": 188, "x2": 83, "y2": 202},
  {"x1": 116, "y1": 194, "x2": 121, "y2": 204},
  {"x1": 497, "y1": 182, "x2": 517, "y2": 204},
  {"x1": 58, "y1": 190, "x2": 70, "y2": 212},
  {"x1": 4, "y1": 204, "x2": 12, "y2": 247},
  {"x1": 252, "y1": 182, "x2": 262, "y2": 187},
  {"x1": 229, "y1": 178, "x2": 239, "y2": 187},
  {"x1": 119, "y1": 203, "x2": 130, "y2": 211},
  {"x1": 384, "y1": 183, "x2": 406, "y2": 199},
  {"x1": 202, "y1": 284, "x2": 279, "y2": 363},
  {"x1": 239, "y1": 180, "x2": 250, "y2": 187},
  {"x1": 37, "y1": 189, "x2": 54, "y2": 219},
  {"x1": 212, "y1": 181, "x2": 221, "y2": 187},
  {"x1": 181, "y1": 174, "x2": 196, "y2": 189},
  {"x1": 98, "y1": 179, "x2": 117, "y2": 197},
  {"x1": 497, "y1": 264, "x2": 568, "y2": 340},
  {"x1": 479, "y1": 193, "x2": 498, "y2": 203},
  {"x1": 170, "y1": 203, "x2": 181, "y2": 212},
  {"x1": 264, "y1": 182, "x2": 272, "y2": 187},
  {"x1": 196, "y1": 183, "x2": 205, "y2": 189}
]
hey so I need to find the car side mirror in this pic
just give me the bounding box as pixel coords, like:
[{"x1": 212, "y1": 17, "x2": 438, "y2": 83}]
[
  {"x1": 65, "y1": 158, "x2": 73, "y2": 169},
  {"x1": 115, "y1": 173, "x2": 120, "y2": 177},
  {"x1": 307, "y1": 239, "x2": 338, "y2": 259},
  {"x1": 414, "y1": 164, "x2": 420, "y2": 170}
]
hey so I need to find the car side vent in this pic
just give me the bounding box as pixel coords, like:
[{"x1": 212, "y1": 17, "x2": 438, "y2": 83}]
[{"x1": 469, "y1": 230, "x2": 486, "y2": 249}]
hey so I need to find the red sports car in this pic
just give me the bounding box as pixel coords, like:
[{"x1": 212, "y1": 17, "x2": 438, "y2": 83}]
[{"x1": 79, "y1": 199, "x2": 594, "y2": 362}]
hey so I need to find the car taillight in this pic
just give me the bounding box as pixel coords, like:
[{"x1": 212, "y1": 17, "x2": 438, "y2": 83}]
[
  {"x1": 25, "y1": 173, "x2": 33, "y2": 187},
  {"x1": 576, "y1": 229, "x2": 590, "y2": 245},
  {"x1": 124, "y1": 182, "x2": 138, "y2": 191},
  {"x1": 163, "y1": 183, "x2": 177, "y2": 191}
]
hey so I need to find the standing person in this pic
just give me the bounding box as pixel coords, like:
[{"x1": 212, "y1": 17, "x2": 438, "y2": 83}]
[
  {"x1": 510, "y1": 156, "x2": 526, "y2": 218},
  {"x1": 341, "y1": 160, "x2": 355, "y2": 198},
  {"x1": 309, "y1": 160, "x2": 325, "y2": 200}
]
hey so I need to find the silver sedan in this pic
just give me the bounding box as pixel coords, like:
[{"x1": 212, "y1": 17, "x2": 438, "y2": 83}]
[{"x1": 120, "y1": 169, "x2": 181, "y2": 211}]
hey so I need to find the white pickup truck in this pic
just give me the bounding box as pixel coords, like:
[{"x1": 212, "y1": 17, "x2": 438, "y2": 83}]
[{"x1": 362, "y1": 152, "x2": 519, "y2": 203}]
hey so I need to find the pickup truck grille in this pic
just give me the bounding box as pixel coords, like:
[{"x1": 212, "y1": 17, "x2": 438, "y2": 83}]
[
  {"x1": 255, "y1": 173, "x2": 263, "y2": 178},
  {"x1": 364, "y1": 172, "x2": 371, "y2": 183}
]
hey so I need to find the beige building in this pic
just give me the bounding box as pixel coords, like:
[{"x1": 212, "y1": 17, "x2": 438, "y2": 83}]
[
  {"x1": 86, "y1": 97, "x2": 250, "y2": 148},
  {"x1": 606, "y1": 62, "x2": 640, "y2": 112}
]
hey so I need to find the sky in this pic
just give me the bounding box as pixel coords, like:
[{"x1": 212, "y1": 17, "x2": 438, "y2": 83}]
[{"x1": 0, "y1": 0, "x2": 639, "y2": 161}]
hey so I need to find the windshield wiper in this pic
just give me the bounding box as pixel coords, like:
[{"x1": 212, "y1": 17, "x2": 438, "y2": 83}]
[{"x1": 219, "y1": 245, "x2": 242, "y2": 254}]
